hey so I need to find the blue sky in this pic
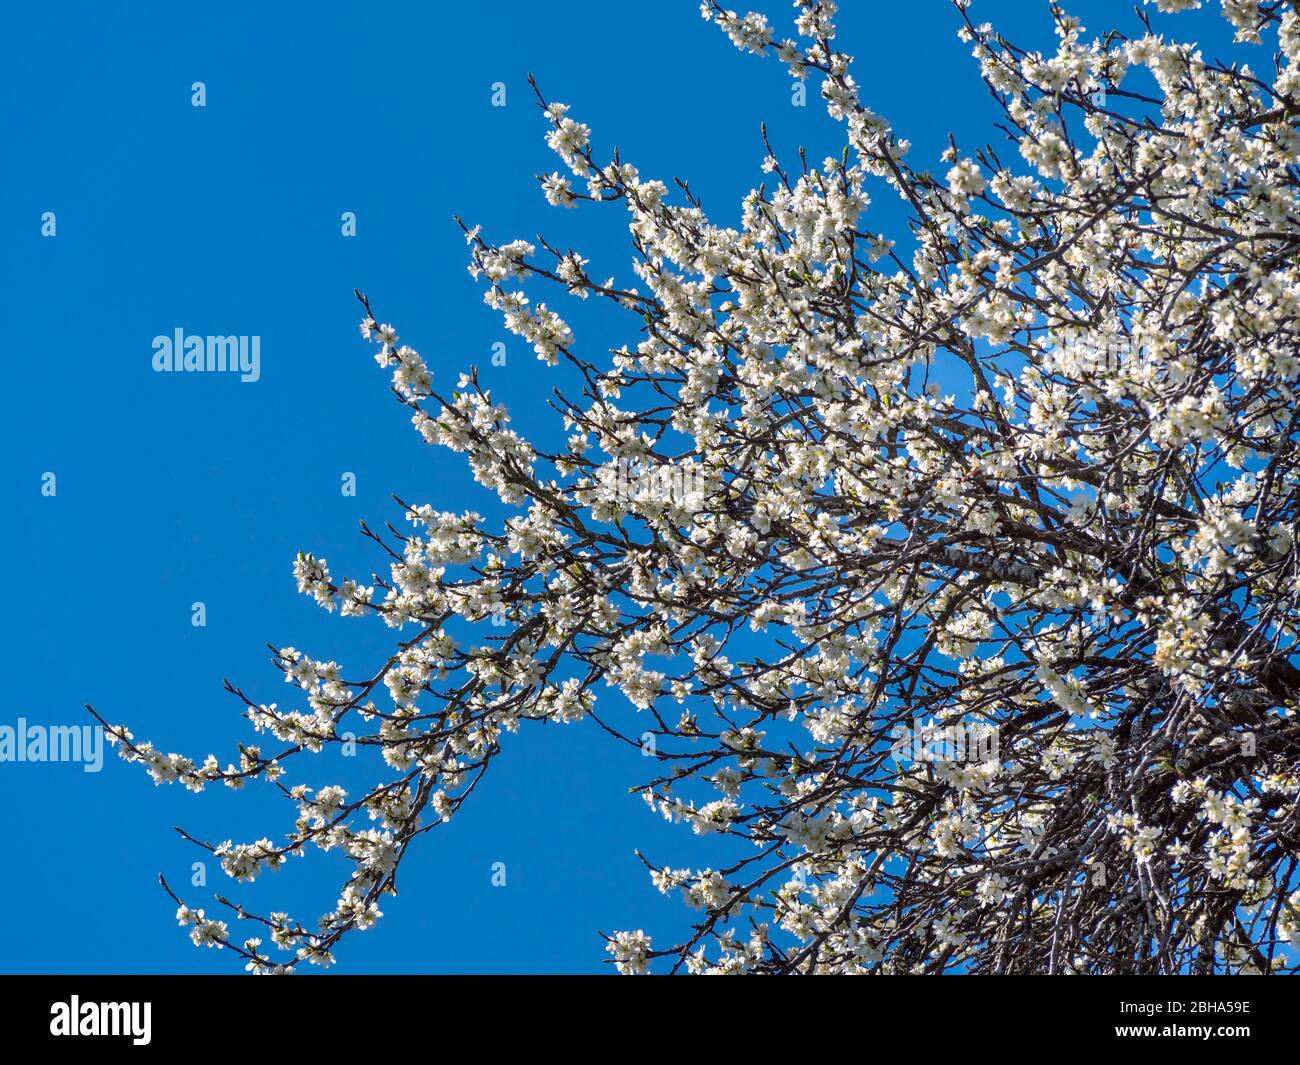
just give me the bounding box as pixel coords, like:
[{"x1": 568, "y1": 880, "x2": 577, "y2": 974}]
[{"x1": 0, "y1": 0, "x2": 1244, "y2": 973}]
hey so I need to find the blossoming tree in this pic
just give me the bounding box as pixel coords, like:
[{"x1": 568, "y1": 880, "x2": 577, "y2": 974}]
[{"x1": 92, "y1": 0, "x2": 1300, "y2": 974}]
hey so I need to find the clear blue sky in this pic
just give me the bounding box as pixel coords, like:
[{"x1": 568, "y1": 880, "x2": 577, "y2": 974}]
[{"x1": 0, "y1": 0, "x2": 1241, "y2": 973}]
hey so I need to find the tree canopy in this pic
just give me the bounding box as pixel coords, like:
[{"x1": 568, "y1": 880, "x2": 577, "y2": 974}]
[{"x1": 96, "y1": 0, "x2": 1300, "y2": 974}]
